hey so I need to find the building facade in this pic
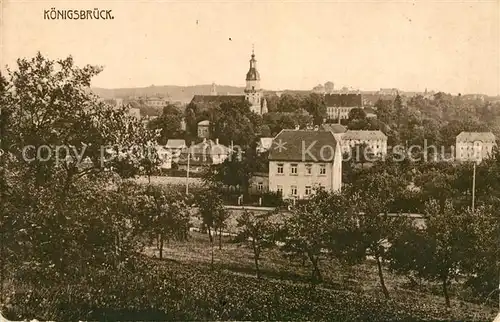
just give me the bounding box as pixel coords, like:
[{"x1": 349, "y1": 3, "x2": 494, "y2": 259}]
[
  {"x1": 165, "y1": 139, "x2": 187, "y2": 163},
  {"x1": 341, "y1": 130, "x2": 388, "y2": 156},
  {"x1": 324, "y1": 94, "x2": 363, "y2": 120},
  {"x1": 268, "y1": 130, "x2": 342, "y2": 200},
  {"x1": 177, "y1": 138, "x2": 231, "y2": 173},
  {"x1": 455, "y1": 131, "x2": 496, "y2": 162},
  {"x1": 197, "y1": 120, "x2": 210, "y2": 138}
]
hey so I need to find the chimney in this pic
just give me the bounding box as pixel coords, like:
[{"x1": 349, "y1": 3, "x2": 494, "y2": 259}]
[
  {"x1": 215, "y1": 138, "x2": 219, "y2": 145},
  {"x1": 203, "y1": 138, "x2": 207, "y2": 144}
]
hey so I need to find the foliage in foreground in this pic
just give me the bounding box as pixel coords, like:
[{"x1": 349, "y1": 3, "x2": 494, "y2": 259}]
[{"x1": 2, "y1": 257, "x2": 496, "y2": 321}]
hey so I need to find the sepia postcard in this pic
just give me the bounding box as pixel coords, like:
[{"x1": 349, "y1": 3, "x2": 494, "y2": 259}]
[{"x1": 0, "y1": 0, "x2": 499, "y2": 321}]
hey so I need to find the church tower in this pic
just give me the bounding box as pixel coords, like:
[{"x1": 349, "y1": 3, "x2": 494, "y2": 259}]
[{"x1": 245, "y1": 48, "x2": 264, "y2": 114}]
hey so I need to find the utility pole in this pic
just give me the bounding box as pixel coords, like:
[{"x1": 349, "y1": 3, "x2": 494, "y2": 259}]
[
  {"x1": 185, "y1": 148, "x2": 190, "y2": 195},
  {"x1": 472, "y1": 161, "x2": 476, "y2": 213}
]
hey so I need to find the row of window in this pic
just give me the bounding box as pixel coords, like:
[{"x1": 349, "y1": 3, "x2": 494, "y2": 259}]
[
  {"x1": 276, "y1": 163, "x2": 326, "y2": 176},
  {"x1": 276, "y1": 185, "x2": 315, "y2": 197}
]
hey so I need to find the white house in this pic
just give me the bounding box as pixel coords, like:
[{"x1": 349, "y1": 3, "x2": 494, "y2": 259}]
[
  {"x1": 165, "y1": 139, "x2": 186, "y2": 163},
  {"x1": 177, "y1": 138, "x2": 231, "y2": 173},
  {"x1": 341, "y1": 130, "x2": 388, "y2": 156},
  {"x1": 268, "y1": 129, "x2": 342, "y2": 200},
  {"x1": 455, "y1": 131, "x2": 496, "y2": 162}
]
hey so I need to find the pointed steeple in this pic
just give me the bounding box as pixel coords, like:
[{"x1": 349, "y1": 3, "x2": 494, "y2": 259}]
[{"x1": 246, "y1": 47, "x2": 260, "y2": 81}]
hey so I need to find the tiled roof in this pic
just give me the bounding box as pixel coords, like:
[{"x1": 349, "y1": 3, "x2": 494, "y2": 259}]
[
  {"x1": 324, "y1": 94, "x2": 362, "y2": 107},
  {"x1": 268, "y1": 130, "x2": 339, "y2": 162},
  {"x1": 343, "y1": 130, "x2": 387, "y2": 141},
  {"x1": 190, "y1": 95, "x2": 246, "y2": 106},
  {"x1": 320, "y1": 123, "x2": 347, "y2": 133},
  {"x1": 456, "y1": 131, "x2": 496, "y2": 143},
  {"x1": 166, "y1": 139, "x2": 186, "y2": 148}
]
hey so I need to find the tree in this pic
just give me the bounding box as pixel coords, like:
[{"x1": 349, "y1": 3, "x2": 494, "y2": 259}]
[
  {"x1": 389, "y1": 199, "x2": 476, "y2": 308},
  {"x1": 195, "y1": 188, "x2": 229, "y2": 253},
  {"x1": 0, "y1": 53, "x2": 152, "y2": 294},
  {"x1": 354, "y1": 171, "x2": 409, "y2": 299},
  {"x1": 138, "y1": 185, "x2": 190, "y2": 259},
  {"x1": 149, "y1": 103, "x2": 184, "y2": 143},
  {"x1": 302, "y1": 93, "x2": 327, "y2": 125},
  {"x1": 235, "y1": 210, "x2": 275, "y2": 278},
  {"x1": 276, "y1": 93, "x2": 303, "y2": 113},
  {"x1": 278, "y1": 190, "x2": 361, "y2": 284}
]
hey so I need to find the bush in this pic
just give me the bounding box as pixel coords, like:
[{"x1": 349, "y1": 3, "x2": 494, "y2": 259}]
[{"x1": 2, "y1": 257, "x2": 495, "y2": 321}]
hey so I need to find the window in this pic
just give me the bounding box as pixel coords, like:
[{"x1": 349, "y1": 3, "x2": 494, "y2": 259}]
[
  {"x1": 305, "y1": 186, "x2": 312, "y2": 196},
  {"x1": 277, "y1": 185, "x2": 283, "y2": 194},
  {"x1": 277, "y1": 163, "x2": 284, "y2": 174},
  {"x1": 258, "y1": 182, "x2": 263, "y2": 191},
  {"x1": 305, "y1": 164, "x2": 312, "y2": 175},
  {"x1": 291, "y1": 185, "x2": 297, "y2": 196},
  {"x1": 290, "y1": 164, "x2": 298, "y2": 175},
  {"x1": 319, "y1": 164, "x2": 326, "y2": 175}
]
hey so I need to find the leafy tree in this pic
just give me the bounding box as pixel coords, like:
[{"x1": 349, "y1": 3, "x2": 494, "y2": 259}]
[
  {"x1": 302, "y1": 93, "x2": 327, "y2": 125},
  {"x1": 195, "y1": 188, "x2": 229, "y2": 252},
  {"x1": 354, "y1": 171, "x2": 409, "y2": 299},
  {"x1": 149, "y1": 103, "x2": 184, "y2": 143},
  {"x1": 138, "y1": 185, "x2": 190, "y2": 259},
  {"x1": 278, "y1": 190, "x2": 361, "y2": 284},
  {"x1": 276, "y1": 93, "x2": 303, "y2": 113},
  {"x1": 235, "y1": 211, "x2": 275, "y2": 278},
  {"x1": 389, "y1": 200, "x2": 476, "y2": 307}
]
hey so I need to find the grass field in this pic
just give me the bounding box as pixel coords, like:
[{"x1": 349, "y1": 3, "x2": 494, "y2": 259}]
[{"x1": 144, "y1": 231, "x2": 497, "y2": 321}]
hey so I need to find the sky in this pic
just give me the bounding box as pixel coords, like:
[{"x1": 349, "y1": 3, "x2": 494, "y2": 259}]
[{"x1": 1, "y1": 0, "x2": 499, "y2": 95}]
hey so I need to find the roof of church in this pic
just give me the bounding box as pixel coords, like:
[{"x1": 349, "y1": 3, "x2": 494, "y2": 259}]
[{"x1": 325, "y1": 93, "x2": 362, "y2": 107}]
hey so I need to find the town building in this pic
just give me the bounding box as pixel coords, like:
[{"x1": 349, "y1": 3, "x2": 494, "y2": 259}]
[
  {"x1": 165, "y1": 139, "x2": 187, "y2": 163},
  {"x1": 455, "y1": 131, "x2": 496, "y2": 162},
  {"x1": 144, "y1": 96, "x2": 168, "y2": 108},
  {"x1": 197, "y1": 120, "x2": 210, "y2": 138},
  {"x1": 341, "y1": 130, "x2": 388, "y2": 156},
  {"x1": 324, "y1": 93, "x2": 363, "y2": 120},
  {"x1": 188, "y1": 50, "x2": 268, "y2": 115},
  {"x1": 156, "y1": 145, "x2": 172, "y2": 169},
  {"x1": 177, "y1": 138, "x2": 231, "y2": 173},
  {"x1": 268, "y1": 130, "x2": 342, "y2": 200}
]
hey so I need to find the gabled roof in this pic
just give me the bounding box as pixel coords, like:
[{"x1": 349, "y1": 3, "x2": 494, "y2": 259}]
[
  {"x1": 198, "y1": 120, "x2": 210, "y2": 126},
  {"x1": 456, "y1": 131, "x2": 496, "y2": 143},
  {"x1": 320, "y1": 123, "x2": 347, "y2": 133},
  {"x1": 343, "y1": 130, "x2": 387, "y2": 141},
  {"x1": 324, "y1": 94, "x2": 362, "y2": 107},
  {"x1": 268, "y1": 130, "x2": 339, "y2": 162},
  {"x1": 166, "y1": 139, "x2": 186, "y2": 148},
  {"x1": 190, "y1": 95, "x2": 246, "y2": 106}
]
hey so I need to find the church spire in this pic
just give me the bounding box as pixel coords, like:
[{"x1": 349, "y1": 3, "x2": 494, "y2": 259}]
[{"x1": 246, "y1": 48, "x2": 260, "y2": 81}]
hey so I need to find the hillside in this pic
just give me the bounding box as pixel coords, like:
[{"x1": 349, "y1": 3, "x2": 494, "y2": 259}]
[{"x1": 91, "y1": 85, "x2": 246, "y2": 103}]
